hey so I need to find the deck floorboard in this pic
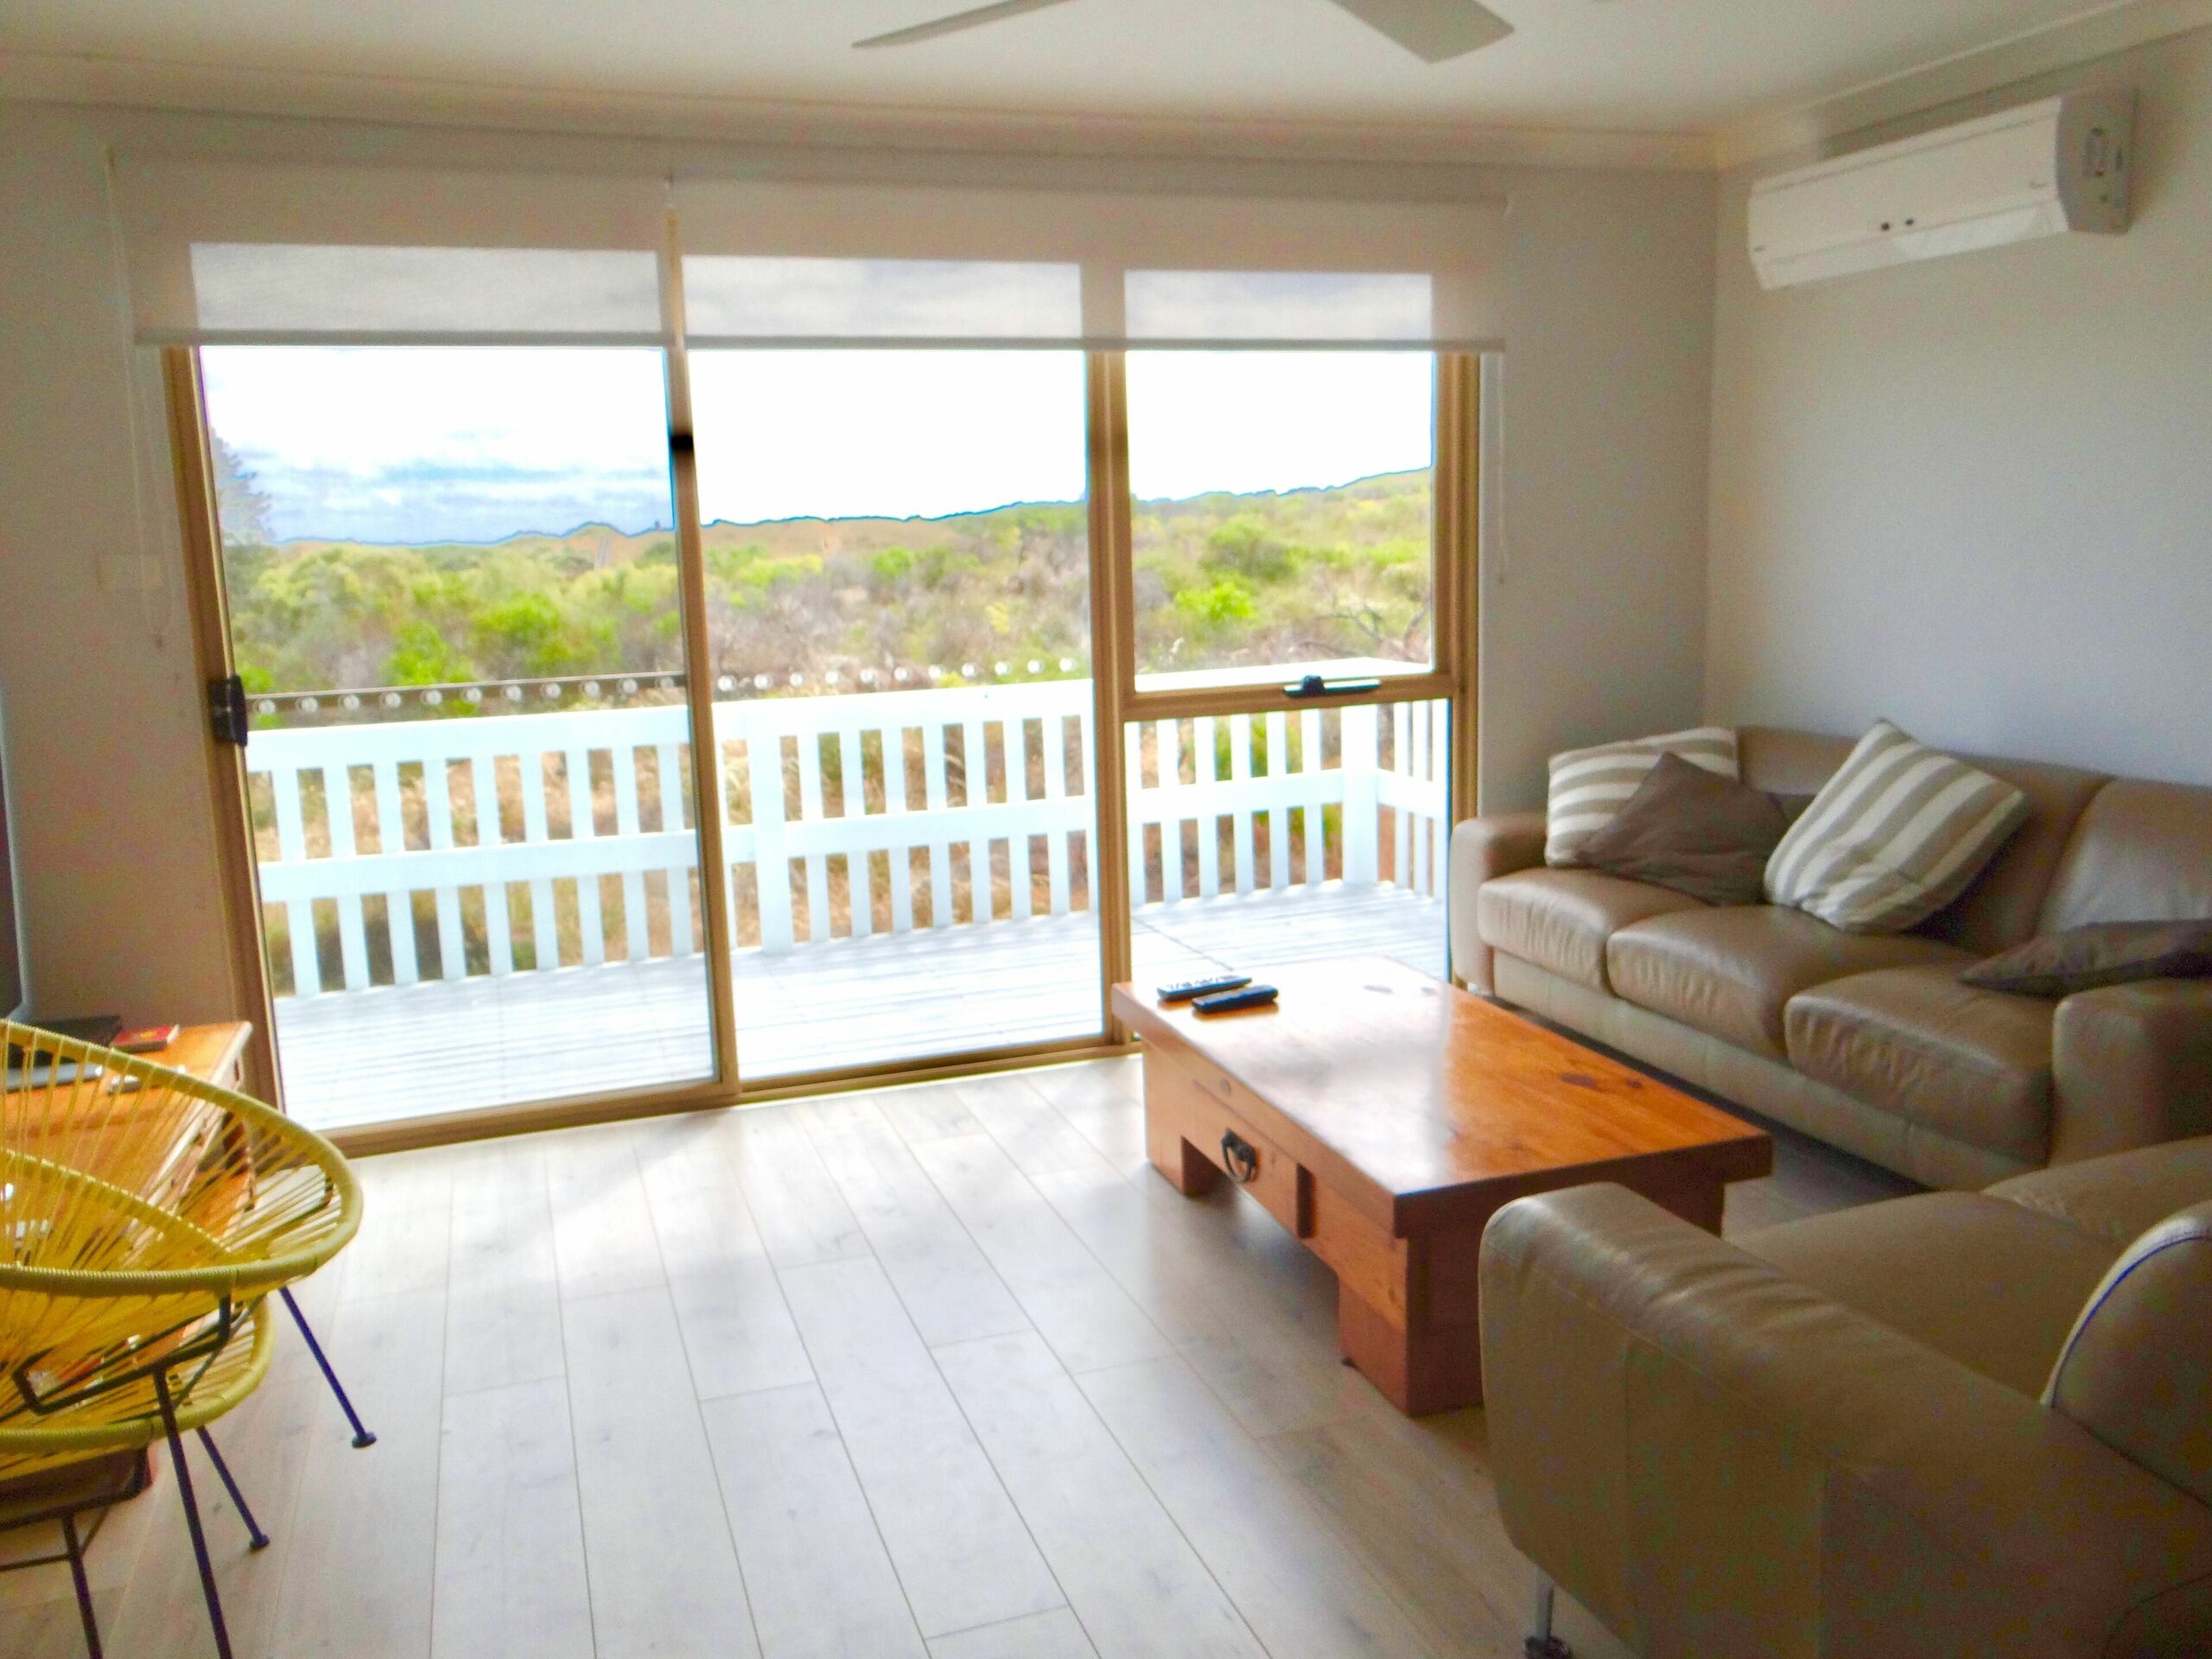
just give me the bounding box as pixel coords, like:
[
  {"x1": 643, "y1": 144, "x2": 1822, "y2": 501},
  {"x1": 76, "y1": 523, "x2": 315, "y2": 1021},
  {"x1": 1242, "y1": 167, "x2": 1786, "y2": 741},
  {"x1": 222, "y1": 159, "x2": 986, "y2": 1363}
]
[{"x1": 275, "y1": 885, "x2": 1446, "y2": 1131}]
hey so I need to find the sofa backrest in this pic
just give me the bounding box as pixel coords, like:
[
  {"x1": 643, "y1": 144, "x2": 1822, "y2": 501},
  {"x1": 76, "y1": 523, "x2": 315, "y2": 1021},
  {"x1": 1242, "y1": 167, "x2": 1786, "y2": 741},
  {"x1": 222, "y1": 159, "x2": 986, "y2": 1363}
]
[
  {"x1": 2041, "y1": 779, "x2": 2212, "y2": 932},
  {"x1": 1736, "y1": 726, "x2": 2112, "y2": 954}
]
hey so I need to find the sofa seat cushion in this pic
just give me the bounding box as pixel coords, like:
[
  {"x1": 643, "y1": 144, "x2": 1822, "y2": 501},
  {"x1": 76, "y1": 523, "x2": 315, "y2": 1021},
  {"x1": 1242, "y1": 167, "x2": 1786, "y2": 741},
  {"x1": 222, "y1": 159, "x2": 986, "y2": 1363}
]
[
  {"x1": 1784, "y1": 965, "x2": 2056, "y2": 1166},
  {"x1": 1986, "y1": 1136, "x2": 2212, "y2": 1247},
  {"x1": 1475, "y1": 868, "x2": 1706, "y2": 994},
  {"x1": 1739, "y1": 1193, "x2": 2120, "y2": 1395},
  {"x1": 1605, "y1": 906, "x2": 1970, "y2": 1063}
]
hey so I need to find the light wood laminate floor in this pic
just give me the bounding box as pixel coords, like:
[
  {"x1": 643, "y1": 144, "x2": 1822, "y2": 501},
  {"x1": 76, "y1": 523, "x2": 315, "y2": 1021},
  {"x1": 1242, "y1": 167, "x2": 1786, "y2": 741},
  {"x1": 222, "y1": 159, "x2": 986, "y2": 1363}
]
[{"x1": 0, "y1": 1056, "x2": 1910, "y2": 1659}]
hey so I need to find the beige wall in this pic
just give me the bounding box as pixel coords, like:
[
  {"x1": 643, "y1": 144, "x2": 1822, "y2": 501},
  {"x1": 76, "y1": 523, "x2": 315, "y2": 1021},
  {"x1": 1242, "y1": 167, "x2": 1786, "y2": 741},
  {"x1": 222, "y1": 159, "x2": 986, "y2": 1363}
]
[
  {"x1": 1707, "y1": 27, "x2": 2212, "y2": 785},
  {"x1": 0, "y1": 97, "x2": 1713, "y2": 1027}
]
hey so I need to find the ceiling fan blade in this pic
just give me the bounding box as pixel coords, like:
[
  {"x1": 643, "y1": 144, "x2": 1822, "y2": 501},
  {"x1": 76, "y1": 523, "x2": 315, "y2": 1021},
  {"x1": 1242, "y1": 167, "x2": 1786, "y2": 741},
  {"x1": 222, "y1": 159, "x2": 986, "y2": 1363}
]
[
  {"x1": 1324, "y1": 0, "x2": 1514, "y2": 62},
  {"x1": 854, "y1": 0, "x2": 1079, "y2": 49}
]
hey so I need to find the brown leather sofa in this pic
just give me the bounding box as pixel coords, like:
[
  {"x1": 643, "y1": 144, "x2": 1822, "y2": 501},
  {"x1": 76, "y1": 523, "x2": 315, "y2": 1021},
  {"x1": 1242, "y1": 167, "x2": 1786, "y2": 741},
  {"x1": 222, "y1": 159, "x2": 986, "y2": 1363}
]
[
  {"x1": 1479, "y1": 1138, "x2": 2212, "y2": 1657},
  {"x1": 1449, "y1": 727, "x2": 2212, "y2": 1190}
]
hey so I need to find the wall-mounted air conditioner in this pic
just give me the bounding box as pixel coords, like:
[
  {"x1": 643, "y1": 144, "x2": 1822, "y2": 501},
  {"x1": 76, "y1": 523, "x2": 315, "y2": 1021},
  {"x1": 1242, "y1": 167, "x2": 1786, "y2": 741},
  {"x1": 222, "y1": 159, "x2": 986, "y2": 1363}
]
[{"x1": 1749, "y1": 91, "x2": 2134, "y2": 290}]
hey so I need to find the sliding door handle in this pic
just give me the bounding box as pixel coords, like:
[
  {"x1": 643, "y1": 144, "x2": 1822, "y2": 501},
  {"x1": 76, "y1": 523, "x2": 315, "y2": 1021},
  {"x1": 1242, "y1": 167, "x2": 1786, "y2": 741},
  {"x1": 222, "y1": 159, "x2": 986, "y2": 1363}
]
[{"x1": 1283, "y1": 674, "x2": 1383, "y2": 700}]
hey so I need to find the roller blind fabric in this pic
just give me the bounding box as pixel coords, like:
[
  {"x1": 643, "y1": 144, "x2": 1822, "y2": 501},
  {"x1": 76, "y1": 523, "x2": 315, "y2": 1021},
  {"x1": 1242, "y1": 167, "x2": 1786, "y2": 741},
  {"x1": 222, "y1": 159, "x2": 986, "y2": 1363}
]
[{"x1": 117, "y1": 159, "x2": 1504, "y2": 349}]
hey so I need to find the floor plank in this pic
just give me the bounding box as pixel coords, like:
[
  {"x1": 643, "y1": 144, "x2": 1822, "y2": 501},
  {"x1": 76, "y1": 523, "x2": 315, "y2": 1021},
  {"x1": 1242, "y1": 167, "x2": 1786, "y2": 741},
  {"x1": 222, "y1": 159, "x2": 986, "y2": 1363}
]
[
  {"x1": 702, "y1": 1382, "x2": 929, "y2": 1659},
  {"x1": 432, "y1": 1375, "x2": 595, "y2": 1659},
  {"x1": 908, "y1": 1135, "x2": 1173, "y2": 1376},
  {"x1": 444, "y1": 1141, "x2": 567, "y2": 1397},
  {"x1": 267, "y1": 1286, "x2": 449, "y2": 1658},
  {"x1": 562, "y1": 1287, "x2": 760, "y2": 1659},
  {"x1": 798, "y1": 1096, "x2": 1033, "y2": 1348},
  {"x1": 932, "y1": 1332, "x2": 1268, "y2": 1659},
  {"x1": 928, "y1": 1608, "x2": 1099, "y2": 1659},
  {"x1": 632, "y1": 1115, "x2": 816, "y2": 1401},
  {"x1": 720, "y1": 1109, "x2": 871, "y2": 1270},
  {"x1": 774, "y1": 1256, "x2": 1064, "y2": 1639}
]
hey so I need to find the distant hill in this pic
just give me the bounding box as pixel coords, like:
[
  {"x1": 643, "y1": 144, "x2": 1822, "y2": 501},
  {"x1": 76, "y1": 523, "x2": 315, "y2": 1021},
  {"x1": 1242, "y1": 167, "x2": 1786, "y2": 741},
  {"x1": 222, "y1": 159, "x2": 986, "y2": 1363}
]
[{"x1": 228, "y1": 471, "x2": 1433, "y2": 697}]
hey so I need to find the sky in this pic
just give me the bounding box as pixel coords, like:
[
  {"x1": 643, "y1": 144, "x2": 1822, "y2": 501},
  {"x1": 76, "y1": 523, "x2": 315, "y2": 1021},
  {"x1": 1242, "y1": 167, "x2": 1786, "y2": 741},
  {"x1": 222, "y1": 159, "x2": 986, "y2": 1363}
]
[{"x1": 200, "y1": 345, "x2": 1435, "y2": 545}]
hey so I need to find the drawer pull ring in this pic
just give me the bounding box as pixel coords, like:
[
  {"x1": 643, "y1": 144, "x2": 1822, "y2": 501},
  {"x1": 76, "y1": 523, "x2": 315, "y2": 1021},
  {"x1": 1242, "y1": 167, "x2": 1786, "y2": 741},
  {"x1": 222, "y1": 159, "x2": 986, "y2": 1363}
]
[{"x1": 1221, "y1": 1130, "x2": 1260, "y2": 1185}]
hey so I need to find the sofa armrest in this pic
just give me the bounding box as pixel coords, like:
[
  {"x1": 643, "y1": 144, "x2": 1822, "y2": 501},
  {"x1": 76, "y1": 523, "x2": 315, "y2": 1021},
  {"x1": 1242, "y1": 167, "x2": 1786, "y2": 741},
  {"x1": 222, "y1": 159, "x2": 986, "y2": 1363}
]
[
  {"x1": 2051, "y1": 979, "x2": 2212, "y2": 1165},
  {"x1": 1447, "y1": 810, "x2": 1548, "y2": 993},
  {"x1": 1479, "y1": 1185, "x2": 2212, "y2": 1659}
]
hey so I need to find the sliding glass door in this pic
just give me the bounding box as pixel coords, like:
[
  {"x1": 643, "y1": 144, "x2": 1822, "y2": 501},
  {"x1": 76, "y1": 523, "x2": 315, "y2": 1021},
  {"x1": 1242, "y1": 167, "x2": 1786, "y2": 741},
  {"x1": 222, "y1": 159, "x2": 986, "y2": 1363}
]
[
  {"x1": 685, "y1": 347, "x2": 1104, "y2": 1077},
  {"x1": 195, "y1": 345, "x2": 721, "y2": 1132}
]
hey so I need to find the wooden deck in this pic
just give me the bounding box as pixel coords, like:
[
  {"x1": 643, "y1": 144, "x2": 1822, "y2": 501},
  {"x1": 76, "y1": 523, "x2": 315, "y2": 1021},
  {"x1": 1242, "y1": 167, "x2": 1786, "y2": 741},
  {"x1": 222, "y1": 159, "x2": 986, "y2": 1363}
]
[{"x1": 274, "y1": 884, "x2": 1446, "y2": 1131}]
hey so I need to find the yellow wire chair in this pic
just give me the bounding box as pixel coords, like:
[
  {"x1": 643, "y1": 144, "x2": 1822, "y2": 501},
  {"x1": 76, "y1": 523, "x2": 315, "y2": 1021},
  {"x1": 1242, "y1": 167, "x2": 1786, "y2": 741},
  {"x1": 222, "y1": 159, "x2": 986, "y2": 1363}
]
[{"x1": 0, "y1": 1020, "x2": 364, "y2": 1659}]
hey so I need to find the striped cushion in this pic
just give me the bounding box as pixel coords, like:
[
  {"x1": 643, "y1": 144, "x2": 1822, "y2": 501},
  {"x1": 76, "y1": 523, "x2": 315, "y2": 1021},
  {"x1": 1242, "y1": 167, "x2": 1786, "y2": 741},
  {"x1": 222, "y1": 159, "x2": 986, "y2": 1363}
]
[
  {"x1": 1764, "y1": 721, "x2": 2031, "y2": 934},
  {"x1": 1545, "y1": 727, "x2": 1738, "y2": 868}
]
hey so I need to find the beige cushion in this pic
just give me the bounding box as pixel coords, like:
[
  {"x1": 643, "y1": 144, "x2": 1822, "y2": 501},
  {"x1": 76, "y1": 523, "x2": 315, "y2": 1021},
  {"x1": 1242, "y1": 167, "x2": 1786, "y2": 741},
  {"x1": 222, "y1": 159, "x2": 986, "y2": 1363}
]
[
  {"x1": 1988, "y1": 1136, "x2": 2212, "y2": 1247},
  {"x1": 1475, "y1": 868, "x2": 1704, "y2": 995},
  {"x1": 1605, "y1": 906, "x2": 1968, "y2": 1063},
  {"x1": 1544, "y1": 726, "x2": 1736, "y2": 868},
  {"x1": 1783, "y1": 964, "x2": 2056, "y2": 1166},
  {"x1": 1740, "y1": 1192, "x2": 2120, "y2": 1396},
  {"x1": 1765, "y1": 720, "x2": 2031, "y2": 934},
  {"x1": 2045, "y1": 1199, "x2": 2212, "y2": 1508}
]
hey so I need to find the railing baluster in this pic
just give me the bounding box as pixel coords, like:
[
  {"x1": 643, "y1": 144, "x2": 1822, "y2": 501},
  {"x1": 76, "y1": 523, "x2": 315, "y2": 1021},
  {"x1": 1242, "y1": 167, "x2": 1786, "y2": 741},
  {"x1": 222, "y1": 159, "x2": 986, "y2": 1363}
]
[
  {"x1": 838, "y1": 725, "x2": 872, "y2": 940},
  {"x1": 1078, "y1": 703, "x2": 1099, "y2": 917},
  {"x1": 563, "y1": 745, "x2": 605, "y2": 967},
  {"x1": 612, "y1": 741, "x2": 651, "y2": 963},
  {"x1": 267, "y1": 763, "x2": 321, "y2": 996},
  {"x1": 1411, "y1": 702, "x2": 1431, "y2": 898},
  {"x1": 961, "y1": 714, "x2": 990, "y2": 925},
  {"x1": 921, "y1": 720, "x2": 953, "y2": 930},
  {"x1": 520, "y1": 746, "x2": 560, "y2": 971},
  {"x1": 1160, "y1": 717, "x2": 1185, "y2": 903},
  {"x1": 419, "y1": 757, "x2": 466, "y2": 982},
  {"x1": 1393, "y1": 702, "x2": 1413, "y2": 892},
  {"x1": 1300, "y1": 709, "x2": 1325, "y2": 887},
  {"x1": 1005, "y1": 715, "x2": 1033, "y2": 924},
  {"x1": 1192, "y1": 715, "x2": 1221, "y2": 901},
  {"x1": 369, "y1": 759, "x2": 418, "y2": 985},
  {"x1": 747, "y1": 719, "x2": 796, "y2": 955},
  {"x1": 656, "y1": 739, "x2": 693, "y2": 955},
  {"x1": 1042, "y1": 713, "x2": 1071, "y2": 918},
  {"x1": 467, "y1": 753, "x2": 513, "y2": 976},
  {"x1": 1342, "y1": 705, "x2": 1380, "y2": 887},
  {"x1": 1229, "y1": 714, "x2": 1255, "y2": 897},
  {"x1": 883, "y1": 722, "x2": 914, "y2": 934},
  {"x1": 794, "y1": 730, "x2": 830, "y2": 942},
  {"x1": 322, "y1": 764, "x2": 372, "y2": 991},
  {"x1": 1124, "y1": 715, "x2": 1147, "y2": 909},
  {"x1": 1265, "y1": 711, "x2": 1290, "y2": 892}
]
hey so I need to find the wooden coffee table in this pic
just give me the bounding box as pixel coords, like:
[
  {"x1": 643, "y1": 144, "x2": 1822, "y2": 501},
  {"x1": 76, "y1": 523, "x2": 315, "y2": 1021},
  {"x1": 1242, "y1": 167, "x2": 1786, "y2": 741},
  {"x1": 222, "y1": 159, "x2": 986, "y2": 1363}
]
[{"x1": 1111, "y1": 956, "x2": 1771, "y2": 1414}]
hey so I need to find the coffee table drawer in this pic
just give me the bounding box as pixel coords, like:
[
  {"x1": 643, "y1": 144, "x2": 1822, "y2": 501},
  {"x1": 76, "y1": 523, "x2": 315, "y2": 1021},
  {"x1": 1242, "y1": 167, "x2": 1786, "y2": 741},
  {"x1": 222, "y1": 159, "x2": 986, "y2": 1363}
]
[{"x1": 1152, "y1": 1056, "x2": 1306, "y2": 1234}]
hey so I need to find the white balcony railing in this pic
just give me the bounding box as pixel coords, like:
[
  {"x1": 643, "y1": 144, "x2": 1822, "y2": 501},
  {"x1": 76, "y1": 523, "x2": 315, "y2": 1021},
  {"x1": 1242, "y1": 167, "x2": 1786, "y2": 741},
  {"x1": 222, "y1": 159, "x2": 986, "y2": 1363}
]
[{"x1": 246, "y1": 681, "x2": 1449, "y2": 998}]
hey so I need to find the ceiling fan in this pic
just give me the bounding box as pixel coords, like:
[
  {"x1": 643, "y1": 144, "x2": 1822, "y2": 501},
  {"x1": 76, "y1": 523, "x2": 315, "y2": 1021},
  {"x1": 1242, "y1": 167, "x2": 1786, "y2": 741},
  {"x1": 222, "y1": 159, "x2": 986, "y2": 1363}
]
[{"x1": 854, "y1": 0, "x2": 1515, "y2": 64}]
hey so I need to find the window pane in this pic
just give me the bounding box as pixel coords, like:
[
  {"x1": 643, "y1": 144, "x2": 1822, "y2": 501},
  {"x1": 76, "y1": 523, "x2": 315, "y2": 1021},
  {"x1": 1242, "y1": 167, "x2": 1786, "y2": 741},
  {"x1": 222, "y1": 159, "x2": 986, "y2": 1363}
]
[
  {"x1": 1124, "y1": 350, "x2": 1435, "y2": 691},
  {"x1": 690, "y1": 348, "x2": 1101, "y2": 1078},
  {"x1": 202, "y1": 344, "x2": 716, "y2": 1131}
]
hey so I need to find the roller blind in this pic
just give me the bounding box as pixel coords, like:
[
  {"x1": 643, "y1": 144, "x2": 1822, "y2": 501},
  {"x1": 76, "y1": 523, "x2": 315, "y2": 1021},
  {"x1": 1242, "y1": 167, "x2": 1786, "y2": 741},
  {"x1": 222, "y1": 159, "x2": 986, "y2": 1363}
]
[
  {"x1": 117, "y1": 159, "x2": 669, "y2": 346},
  {"x1": 675, "y1": 178, "x2": 1503, "y2": 349},
  {"x1": 116, "y1": 158, "x2": 1504, "y2": 350}
]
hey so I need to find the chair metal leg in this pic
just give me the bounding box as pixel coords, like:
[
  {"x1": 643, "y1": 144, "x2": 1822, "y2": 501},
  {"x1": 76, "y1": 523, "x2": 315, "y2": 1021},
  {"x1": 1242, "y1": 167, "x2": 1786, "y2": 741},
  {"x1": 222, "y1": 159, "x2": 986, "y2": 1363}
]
[
  {"x1": 60, "y1": 1512, "x2": 105, "y2": 1659},
  {"x1": 154, "y1": 1370, "x2": 237, "y2": 1659},
  {"x1": 280, "y1": 1286, "x2": 377, "y2": 1448},
  {"x1": 194, "y1": 1428, "x2": 270, "y2": 1550},
  {"x1": 1526, "y1": 1573, "x2": 1573, "y2": 1659}
]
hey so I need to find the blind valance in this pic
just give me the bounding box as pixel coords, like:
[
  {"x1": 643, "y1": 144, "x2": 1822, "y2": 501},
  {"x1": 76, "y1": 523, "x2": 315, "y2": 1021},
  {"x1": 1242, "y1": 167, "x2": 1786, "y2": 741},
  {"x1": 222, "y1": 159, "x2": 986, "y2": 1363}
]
[{"x1": 117, "y1": 157, "x2": 1504, "y2": 350}]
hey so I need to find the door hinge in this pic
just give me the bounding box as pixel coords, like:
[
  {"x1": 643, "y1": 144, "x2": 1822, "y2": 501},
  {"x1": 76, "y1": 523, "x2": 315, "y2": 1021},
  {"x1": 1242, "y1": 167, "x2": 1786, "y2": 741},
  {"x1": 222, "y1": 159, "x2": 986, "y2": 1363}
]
[{"x1": 208, "y1": 674, "x2": 251, "y2": 747}]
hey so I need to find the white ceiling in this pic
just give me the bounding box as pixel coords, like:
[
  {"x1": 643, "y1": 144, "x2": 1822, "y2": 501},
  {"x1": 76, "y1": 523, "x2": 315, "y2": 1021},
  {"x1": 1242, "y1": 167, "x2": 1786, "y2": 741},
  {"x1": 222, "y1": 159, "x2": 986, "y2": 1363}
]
[{"x1": 0, "y1": 0, "x2": 2149, "y2": 145}]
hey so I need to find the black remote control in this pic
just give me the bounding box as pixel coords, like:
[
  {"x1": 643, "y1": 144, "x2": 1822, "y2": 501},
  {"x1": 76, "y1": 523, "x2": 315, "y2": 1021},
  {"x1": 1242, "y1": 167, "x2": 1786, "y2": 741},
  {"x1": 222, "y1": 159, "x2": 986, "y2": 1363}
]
[
  {"x1": 1158, "y1": 974, "x2": 1253, "y2": 1003},
  {"x1": 1192, "y1": 983, "x2": 1278, "y2": 1014}
]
